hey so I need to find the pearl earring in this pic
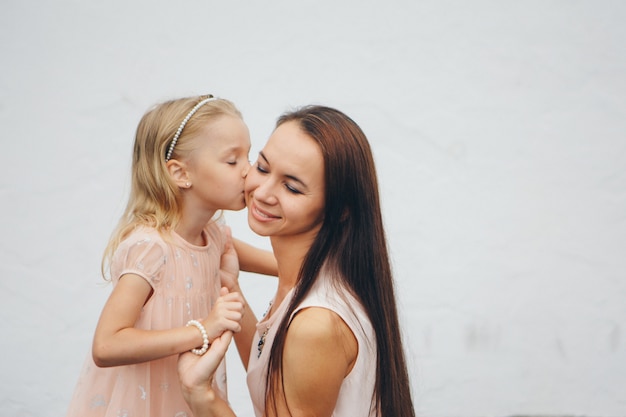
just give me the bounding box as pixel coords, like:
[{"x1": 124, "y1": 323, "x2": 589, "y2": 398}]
[{"x1": 186, "y1": 182, "x2": 191, "y2": 187}]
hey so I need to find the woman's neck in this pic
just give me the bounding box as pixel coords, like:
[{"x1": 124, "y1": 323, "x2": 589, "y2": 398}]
[{"x1": 270, "y1": 234, "x2": 314, "y2": 300}]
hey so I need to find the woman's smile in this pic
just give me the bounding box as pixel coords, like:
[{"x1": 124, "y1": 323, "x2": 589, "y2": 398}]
[{"x1": 250, "y1": 200, "x2": 281, "y2": 222}]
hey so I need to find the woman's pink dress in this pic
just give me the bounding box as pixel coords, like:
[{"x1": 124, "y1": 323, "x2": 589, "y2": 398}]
[
  {"x1": 66, "y1": 223, "x2": 227, "y2": 417},
  {"x1": 246, "y1": 271, "x2": 377, "y2": 417}
]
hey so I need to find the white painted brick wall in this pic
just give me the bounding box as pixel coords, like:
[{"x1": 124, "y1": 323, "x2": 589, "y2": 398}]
[{"x1": 1, "y1": 1, "x2": 624, "y2": 416}]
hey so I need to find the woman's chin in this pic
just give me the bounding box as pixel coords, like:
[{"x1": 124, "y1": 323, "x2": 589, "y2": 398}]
[
  {"x1": 247, "y1": 222, "x2": 270, "y2": 237},
  {"x1": 246, "y1": 214, "x2": 272, "y2": 236}
]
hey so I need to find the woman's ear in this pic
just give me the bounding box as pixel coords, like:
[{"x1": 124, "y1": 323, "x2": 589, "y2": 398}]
[{"x1": 166, "y1": 159, "x2": 191, "y2": 189}]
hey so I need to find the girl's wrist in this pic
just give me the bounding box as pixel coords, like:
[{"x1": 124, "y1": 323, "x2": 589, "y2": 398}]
[{"x1": 186, "y1": 320, "x2": 210, "y2": 355}]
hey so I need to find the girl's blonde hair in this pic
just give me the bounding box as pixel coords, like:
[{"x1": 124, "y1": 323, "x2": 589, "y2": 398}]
[{"x1": 101, "y1": 95, "x2": 242, "y2": 279}]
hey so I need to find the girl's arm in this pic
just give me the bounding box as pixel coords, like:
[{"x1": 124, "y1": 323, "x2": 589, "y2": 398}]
[
  {"x1": 92, "y1": 275, "x2": 243, "y2": 367},
  {"x1": 269, "y1": 307, "x2": 358, "y2": 416},
  {"x1": 233, "y1": 238, "x2": 277, "y2": 277}
]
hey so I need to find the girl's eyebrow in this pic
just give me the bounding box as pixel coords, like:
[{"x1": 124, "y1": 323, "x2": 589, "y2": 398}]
[
  {"x1": 221, "y1": 145, "x2": 247, "y2": 156},
  {"x1": 258, "y1": 151, "x2": 308, "y2": 190}
]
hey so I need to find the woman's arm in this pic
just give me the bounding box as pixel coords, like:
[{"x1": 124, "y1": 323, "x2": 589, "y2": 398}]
[
  {"x1": 177, "y1": 309, "x2": 357, "y2": 417},
  {"x1": 178, "y1": 331, "x2": 238, "y2": 417},
  {"x1": 92, "y1": 274, "x2": 244, "y2": 367},
  {"x1": 220, "y1": 234, "x2": 259, "y2": 369},
  {"x1": 270, "y1": 307, "x2": 358, "y2": 417},
  {"x1": 233, "y1": 238, "x2": 278, "y2": 277}
]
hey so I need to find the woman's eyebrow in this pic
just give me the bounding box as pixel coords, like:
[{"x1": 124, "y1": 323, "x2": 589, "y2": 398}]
[{"x1": 258, "y1": 151, "x2": 308, "y2": 190}]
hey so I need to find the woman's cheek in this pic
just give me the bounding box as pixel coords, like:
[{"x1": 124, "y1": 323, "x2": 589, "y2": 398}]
[{"x1": 244, "y1": 170, "x2": 258, "y2": 194}]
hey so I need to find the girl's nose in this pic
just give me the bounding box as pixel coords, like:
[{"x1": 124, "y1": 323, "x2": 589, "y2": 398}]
[{"x1": 242, "y1": 160, "x2": 251, "y2": 178}]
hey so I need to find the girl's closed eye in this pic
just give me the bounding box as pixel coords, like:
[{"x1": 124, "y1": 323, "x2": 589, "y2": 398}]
[{"x1": 227, "y1": 156, "x2": 245, "y2": 165}]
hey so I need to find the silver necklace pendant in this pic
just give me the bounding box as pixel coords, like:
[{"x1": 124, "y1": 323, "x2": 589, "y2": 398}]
[
  {"x1": 257, "y1": 301, "x2": 273, "y2": 358},
  {"x1": 257, "y1": 326, "x2": 269, "y2": 358}
]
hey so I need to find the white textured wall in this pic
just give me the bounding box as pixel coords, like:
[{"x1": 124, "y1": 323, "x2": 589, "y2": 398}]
[{"x1": 1, "y1": 1, "x2": 625, "y2": 416}]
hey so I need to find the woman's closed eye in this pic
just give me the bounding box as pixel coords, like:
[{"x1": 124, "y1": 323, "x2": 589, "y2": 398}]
[{"x1": 284, "y1": 183, "x2": 302, "y2": 194}]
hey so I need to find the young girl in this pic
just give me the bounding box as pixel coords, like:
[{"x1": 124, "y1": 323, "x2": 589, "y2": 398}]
[{"x1": 66, "y1": 94, "x2": 276, "y2": 417}]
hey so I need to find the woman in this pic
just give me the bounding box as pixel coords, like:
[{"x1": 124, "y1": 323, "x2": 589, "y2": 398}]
[{"x1": 178, "y1": 105, "x2": 415, "y2": 416}]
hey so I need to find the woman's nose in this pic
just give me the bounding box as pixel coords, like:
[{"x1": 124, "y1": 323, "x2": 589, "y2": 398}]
[{"x1": 250, "y1": 175, "x2": 277, "y2": 205}]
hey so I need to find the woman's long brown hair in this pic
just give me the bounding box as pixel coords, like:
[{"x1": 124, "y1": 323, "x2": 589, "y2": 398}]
[{"x1": 265, "y1": 106, "x2": 415, "y2": 416}]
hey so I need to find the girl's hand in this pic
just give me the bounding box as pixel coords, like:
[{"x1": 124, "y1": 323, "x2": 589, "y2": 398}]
[
  {"x1": 219, "y1": 227, "x2": 240, "y2": 291},
  {"x1": 202, "y1": 287, "x2": 244, "y2": 342}
]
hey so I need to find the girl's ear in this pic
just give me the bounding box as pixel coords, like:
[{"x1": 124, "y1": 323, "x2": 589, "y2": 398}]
[{"x1": 166, "y1": 159, "x2": 191, "y2": 189}]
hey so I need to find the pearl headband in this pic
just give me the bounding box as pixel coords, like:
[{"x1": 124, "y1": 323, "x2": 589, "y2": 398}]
[{"x1": 165, "y1": 96, "x2": 218, "y2": 161}]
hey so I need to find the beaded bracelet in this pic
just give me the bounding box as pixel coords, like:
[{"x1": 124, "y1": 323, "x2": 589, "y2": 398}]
[{"x1": 186, "y1": 319, "x2": 210, "y2": 355}]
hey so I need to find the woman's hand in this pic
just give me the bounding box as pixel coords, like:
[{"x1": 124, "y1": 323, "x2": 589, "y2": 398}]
[
  {"x1": 219, "y1": 226, "x2": 241, "y2": 291},
  {"x1": 178, "y1": 331, "x2": 235, "y2": 417}
]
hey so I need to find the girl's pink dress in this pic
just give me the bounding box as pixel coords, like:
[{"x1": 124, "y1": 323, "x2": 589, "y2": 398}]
[{"x1": 66, "y1": 223, "x2": 227, "y2": 417}]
